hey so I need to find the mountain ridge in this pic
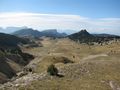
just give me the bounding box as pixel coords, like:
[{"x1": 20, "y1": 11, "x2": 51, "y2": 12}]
[
  {"x1": 12, "y1": 28, "x2": 67, "y2": 38},
  {"x1": 68, "y1": 29, "x2": 95, "y2": 43},
  {"x1": 68, "y1": 29, "x2": 120, "y2": 44}
]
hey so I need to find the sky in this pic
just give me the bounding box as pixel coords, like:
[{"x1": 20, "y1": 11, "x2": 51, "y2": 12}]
[{"x1": 0, "y1": 0, "x2": 120, "y2": 35}]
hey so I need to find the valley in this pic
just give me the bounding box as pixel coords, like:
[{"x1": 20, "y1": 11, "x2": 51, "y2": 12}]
[{"x1": 0, "y1": 37, "x2": 120, "y2": 90}]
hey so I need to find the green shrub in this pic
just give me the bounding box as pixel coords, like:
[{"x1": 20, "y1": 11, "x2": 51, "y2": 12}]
[{"x1": 47, "y1": 64, "x2": 58, "y2": 76}]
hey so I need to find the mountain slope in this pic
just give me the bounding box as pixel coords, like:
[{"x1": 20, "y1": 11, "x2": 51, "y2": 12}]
[
  {"x1": 12, "y1": 28, "x2": 41, "y2": 37},
  {"x1": 12, "y1": 28, "x2": 67, "y2": 38},
  {"x1": 0, "y1": 33, "x2": 30, "y2": 47},
  {"x1": 68, "y1": 30, "x2": 120, "y2": 44},
  {"x1": 0, "y1": 33, "x2": 34, "y2": 83},
  {"x1": 41, "y1": 29, "x2": 67, "y2": 37},
  {"x1": 68, "y1": 29, "x2": 95, "y2": 43}
]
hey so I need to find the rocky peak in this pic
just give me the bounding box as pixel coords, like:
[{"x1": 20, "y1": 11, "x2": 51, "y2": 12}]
[{"x1": 77, "y1": 29, "x2": 90, "y2": 36}]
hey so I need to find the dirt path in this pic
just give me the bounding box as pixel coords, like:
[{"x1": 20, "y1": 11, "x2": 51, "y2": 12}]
[{"x1": 81, "y1": 54, "x2": 108, "y2": 61}]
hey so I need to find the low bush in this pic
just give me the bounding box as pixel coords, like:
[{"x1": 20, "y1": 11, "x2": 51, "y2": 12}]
[{"x1": 47, "y1": 64, "x2": 58, "y2": 76}]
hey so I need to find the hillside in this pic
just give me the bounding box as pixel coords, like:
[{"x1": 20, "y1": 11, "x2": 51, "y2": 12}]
[
  {"x1": 12, "y1": 28, "x2": 67, "y2": 38},
  {"x1": 0, "y1": 33, "x2": 31, "y2": 47},
  {"x1": 68, "y1": 29, "x2": 96, "y2": 43},
  {"x1": 68, "y1": 29, "x2": 120, "y2": 44},
  {"x1": 0, "y1": 33, "x2": 34, "y2": 84}
]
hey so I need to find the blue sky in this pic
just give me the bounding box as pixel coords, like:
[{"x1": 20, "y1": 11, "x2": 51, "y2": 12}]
[
  {"x1": 0, "y1": 0, "x2": 120, "y2": 35},
  {"x1": 0, "y1": 0, "x2": 120, "y2": 18}
]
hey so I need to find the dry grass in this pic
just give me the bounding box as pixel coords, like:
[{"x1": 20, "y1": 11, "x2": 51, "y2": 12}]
[{"x1": 3, "y1": 38, "x2": 120, "y2": 90}]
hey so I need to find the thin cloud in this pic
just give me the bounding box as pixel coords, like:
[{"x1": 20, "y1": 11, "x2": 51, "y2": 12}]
[{"x1": 0, "y1": 12, "x2": 120, "y2": 35}]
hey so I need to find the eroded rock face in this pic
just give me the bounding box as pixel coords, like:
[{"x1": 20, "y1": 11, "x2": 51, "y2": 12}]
[{"x1": 0, "y1": 49, "x2": 34, "y2": 84}]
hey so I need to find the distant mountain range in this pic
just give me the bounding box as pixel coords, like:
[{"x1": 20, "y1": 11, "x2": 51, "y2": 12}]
[
  {"x1": 0, "y1": 26, "x2": 76, "y2": 35},
  {"x1": 12, "y1": 28, "x2": 120, "y2": 43},
  {"x1": 0, "y1": 26, "x2": 28, "y2": 34},
  {"x1": 12, "y1": 28, "x2": 67, "y2": 38},
  {"x1": 41, "y1": 29, "x2": 67, "y2": 37},
  {"x1": 1, "y1": 26, "x2": 120, "y2": 44}
]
